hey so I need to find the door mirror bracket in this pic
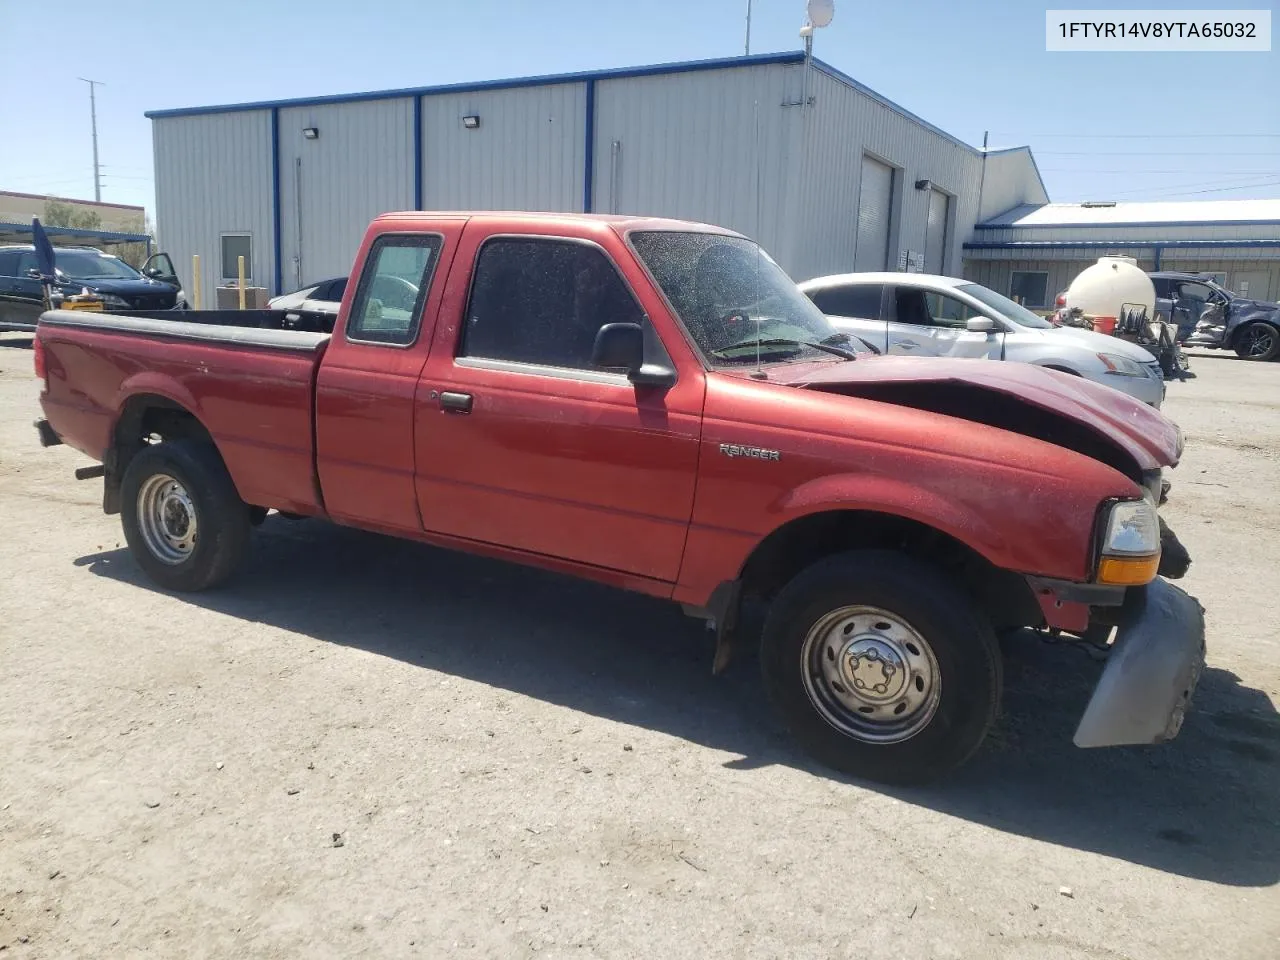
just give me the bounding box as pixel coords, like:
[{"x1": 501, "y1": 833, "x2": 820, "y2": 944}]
[{"x1": 592, "y1": 322, "x2": 675, "y2": 389}]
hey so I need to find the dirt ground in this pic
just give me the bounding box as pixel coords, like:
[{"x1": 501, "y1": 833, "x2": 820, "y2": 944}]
[{"x1": 1, "y1": 336, "x2": 1277, "y2": 959}]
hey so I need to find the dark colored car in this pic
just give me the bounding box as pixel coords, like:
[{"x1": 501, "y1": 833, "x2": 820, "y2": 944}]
[
  {"x1": 1150, "y1": 271, "x2": 1280, "y2": 361},
  {"x1": 0, "y1": 245, "x2": 183, "y2": 333}
]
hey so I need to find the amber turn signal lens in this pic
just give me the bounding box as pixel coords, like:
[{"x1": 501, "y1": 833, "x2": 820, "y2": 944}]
[{"x1": 1097, "y1": 554, "x2": 1160, "y2": 586}]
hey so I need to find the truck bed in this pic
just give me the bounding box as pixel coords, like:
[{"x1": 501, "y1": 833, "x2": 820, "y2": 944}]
[{"x1": 37, "y1": 309, "x2": 330, "y2": 516}]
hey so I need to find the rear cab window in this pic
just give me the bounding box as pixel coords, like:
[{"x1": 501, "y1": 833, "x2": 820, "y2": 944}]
[{"x1": 346, "y1": 235, "x2": 443, "y2": 345}]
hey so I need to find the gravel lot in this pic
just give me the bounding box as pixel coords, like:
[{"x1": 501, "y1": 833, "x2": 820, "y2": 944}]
[{"x1": 1, "y1": 336, "x2": 1277, "y2": 959}]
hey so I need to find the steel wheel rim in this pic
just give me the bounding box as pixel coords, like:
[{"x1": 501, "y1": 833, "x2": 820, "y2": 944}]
[
  {"x1": 137, "y1": 473, "x2": 197, "y2": 564},
  {"x1": 1245, "y1": 327, "x2": 1274, "y2": 358},
  {"x1": 800, "y1": 605, "x2": 941, "y2": 744}
]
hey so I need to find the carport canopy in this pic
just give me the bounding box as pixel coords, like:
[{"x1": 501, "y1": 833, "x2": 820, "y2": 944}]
[{"x1": 0, "y1": 221, "x2": 152, "y2": 252}]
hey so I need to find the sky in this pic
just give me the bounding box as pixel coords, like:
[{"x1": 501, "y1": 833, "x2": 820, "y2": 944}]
[{"x1": 0, "y1": 0, "x2": 1276, "y2": 220}]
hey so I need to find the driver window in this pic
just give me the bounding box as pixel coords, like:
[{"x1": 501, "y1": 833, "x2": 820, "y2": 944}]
[
  {"x1": 460, "y1": 238, "x2": 644, "y2": 370},
  {"x1": 346, "y1": 234, "x2": 442, "y2": 345},
  {"x1": 923, "y1": 291, "x2": 978, "y2": 328}
]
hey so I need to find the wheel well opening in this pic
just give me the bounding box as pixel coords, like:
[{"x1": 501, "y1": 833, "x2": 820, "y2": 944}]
[
  {"x1": 106, "y1": 395, "x2": 215, "y2": 514},
  {"x1": 740, "y1": 510, "x2": 1042, "y2": 632}
]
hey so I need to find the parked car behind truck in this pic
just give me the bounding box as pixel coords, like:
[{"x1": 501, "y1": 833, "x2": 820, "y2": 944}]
[
  {"x1": 0, "y1": 245, "x2": 183, "y2": 332},
  {"x1": 34, "y1": 211, "x2": 1203, "y2": 784},
  {"x1": 799, "y1": 272, "x2": 1166, "y2": 406},
  {"x1": 1150, "y1": 271, "x2": 1280, "y2": 361}
]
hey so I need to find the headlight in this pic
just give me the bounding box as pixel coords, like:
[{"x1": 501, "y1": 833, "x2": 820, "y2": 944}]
[
  {"x1": 1096, "y1": 499, "x2": 1161, "y2": 586},
  {"x1": 1096, "y1": 353, "x2": 1147, "y2": 377},
  {"x1": 98, "y1": 293, "x2": 130, "y2": 308}
]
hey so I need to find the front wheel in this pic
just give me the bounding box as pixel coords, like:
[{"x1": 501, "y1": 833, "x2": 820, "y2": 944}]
[
  {"x1": 120, "y1": 439, "x2": 251, "y2": 591},
  {"x1": 1234, "y1": 322, "x2": 1280, "y2": 361},
  {"x1": 761, "y1": 551, "x2": 1001, "y2": 785}
]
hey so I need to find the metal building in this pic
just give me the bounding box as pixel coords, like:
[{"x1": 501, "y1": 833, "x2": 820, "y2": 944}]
[
  {"x1": 147, "y1": 52, "x2": 1047, "y2": 305},
  {"x1": 964, "y1": 199, "x2": 1280, "y2": 307}
]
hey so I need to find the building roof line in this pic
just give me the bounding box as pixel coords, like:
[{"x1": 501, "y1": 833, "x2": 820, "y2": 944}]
[
  {"x1": 0, "y1": 190, "x2": 145, "y2": 212},
  {"x1": 144, "y1": 51, "x2": 807, "y2": 119},
  {"x1": 805, "y1": 59, "x2": 982, "y2": 155},
  {"x1": 964, "y1": 238, "x2": 1280, "y2": 249},
  {"x1": 976, "y1": 219, "x2": 1280, "y2": 229}
]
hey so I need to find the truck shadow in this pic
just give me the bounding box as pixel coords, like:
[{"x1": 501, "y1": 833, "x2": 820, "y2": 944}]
[{"x1": 75, "y1": 518, "x2": 1280, "y2": 888}]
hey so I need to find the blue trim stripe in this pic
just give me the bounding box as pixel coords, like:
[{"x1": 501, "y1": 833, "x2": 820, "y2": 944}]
[
  {"x1": 583, "y1": 79, "x2": 596, "y2": 213},
  {"x1": 964, "y1": 239, "x2": 1280, "y2": 250},
  {"x1": 271, "y1": 108, "x2": 282, "y2": 296},
  {"x1": 144, "y1": 52, "x2": 806, "y2": 119},
  {"x1": 413, "y1": 96, "x2": 423, "y2": 210}
]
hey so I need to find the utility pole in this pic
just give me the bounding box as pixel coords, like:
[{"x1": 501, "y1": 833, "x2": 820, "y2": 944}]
[
  {"x1": 744, "y1": 0, "x2": 752, "y2": 55},
  {"x1": 78, "y1": 77, "x2": 103, "y2": 201}
]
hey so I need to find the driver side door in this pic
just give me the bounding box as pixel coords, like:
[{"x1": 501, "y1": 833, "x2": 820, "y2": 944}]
[{"x1": 887, "y1": 286, "x2": 1002, "y2": 359}]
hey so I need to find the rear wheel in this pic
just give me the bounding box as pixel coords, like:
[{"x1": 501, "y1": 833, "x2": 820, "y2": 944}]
[
  {"x1": 761, "y1": 551, "x2": 1001, "y2": 784},
  {"x1": 1234, "y1": 322, "x2": 1280, "y2": 361},
  {"x1": 120, "y1": 439, "x2": 250, "y2": 591}
]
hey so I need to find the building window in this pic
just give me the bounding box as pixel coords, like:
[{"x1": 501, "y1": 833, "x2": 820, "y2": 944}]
[
  {"x1": 220, "y1": 234, "x2": 252, "y2": 282},
  {"x1": 1010, "y1": 271, "x2": 1049, "y2": 308}
]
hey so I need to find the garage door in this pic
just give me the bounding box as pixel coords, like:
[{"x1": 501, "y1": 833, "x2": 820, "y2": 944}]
[
  {"x1": 855, "y1": 156, "x2": 894, "y2": 272},
  {"x1": 924, "y1": 189, "x2": 949, "y2": 274}
]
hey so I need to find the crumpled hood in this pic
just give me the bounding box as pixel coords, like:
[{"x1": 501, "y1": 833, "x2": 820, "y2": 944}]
[
  {"x1": 765, "y1": 356, "x2": 1181, "y2": 471},
  {"x1": 1233, "y1": 297, "x2": 1280, "y2": 315}
]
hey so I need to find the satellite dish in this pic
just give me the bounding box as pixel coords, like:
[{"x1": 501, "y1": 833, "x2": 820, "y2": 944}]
[{"x1": 806, "y1": 0, "x2": 834, "y2": 28}]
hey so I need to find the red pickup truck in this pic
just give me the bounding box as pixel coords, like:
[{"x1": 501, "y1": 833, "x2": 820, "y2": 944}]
[{"x1": 33, "y1": 212, "x2": 1204, "y2": 784}]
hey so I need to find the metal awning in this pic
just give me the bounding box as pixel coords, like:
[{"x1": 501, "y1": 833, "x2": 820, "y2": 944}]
[{"x1": 0, "y1": 221, "x2": 151, "y2": 250}]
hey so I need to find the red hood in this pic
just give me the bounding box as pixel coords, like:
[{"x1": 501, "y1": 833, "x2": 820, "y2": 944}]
[{"x1": 749, "y1": 356, "x2": 1181, "y2": 471}]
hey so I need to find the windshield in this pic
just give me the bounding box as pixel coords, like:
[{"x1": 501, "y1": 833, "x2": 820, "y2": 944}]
[
  {"x1": 958, "y1": 283, "x2": 1054, "y2": 329},
  {"x1": 629, "y1": 231, "x2": 845, "y2": 365},
  {"x1": 55, "y1": 251, "x2": 142, "y2": 281}
]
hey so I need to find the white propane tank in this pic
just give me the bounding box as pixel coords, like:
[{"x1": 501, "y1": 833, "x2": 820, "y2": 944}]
[{"x1": 1063, "y1": 256, "x2": 1156, "y2": 335}]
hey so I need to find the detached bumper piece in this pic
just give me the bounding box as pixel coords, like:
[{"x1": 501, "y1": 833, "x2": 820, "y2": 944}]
[
  {"x1": 1074, "y1": 578, "x2": 1205, "y2": 748},
  {"x1": 34, "y1": 418, "x2": 62, "y2": 447}
]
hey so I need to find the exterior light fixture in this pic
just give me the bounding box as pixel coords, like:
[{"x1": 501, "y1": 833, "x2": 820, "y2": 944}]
[
  {"x1": 914, "y1": 179, "x2": 932, "y2": 191},
  {"x1": 462, "y1": 115, "x2": 480, "y2": 129},
  {"x1": 302, "y1": 127, "x2": 319, "y2": 140}
]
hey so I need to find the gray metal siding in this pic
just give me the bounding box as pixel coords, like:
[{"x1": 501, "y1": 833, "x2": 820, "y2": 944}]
[
  {"x1": 787, "y1": 70, "x2": 983, "y2": 282},
  {"x1": 277, "y1": 98, "x2": 415, "y2": 288},
  {"x1": 152, "y1": 111, "x2": 275, "y2": 307},
  {"x1": 592, "y1": 63, "x2": 803, "y2": 261},
  {"x1": 419, "y1": 83, "x2": 586, "y2": 211}
]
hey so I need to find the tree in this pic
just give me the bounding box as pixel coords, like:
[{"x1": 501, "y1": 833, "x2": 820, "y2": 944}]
[{"x1": 43, "y1": 199, "x2": 102, "y2": 231}]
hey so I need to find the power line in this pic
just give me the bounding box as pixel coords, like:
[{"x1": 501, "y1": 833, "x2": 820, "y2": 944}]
[
  {"x1": 1116, "y1": 180, "x2": 1280, "y2": 198},
  {"x1": 1039, "y1": 169, "x2": 1279, "y2": 174},
  {"x1": 1037, "y1": 151, "x2": 1280, "y2": 157}
]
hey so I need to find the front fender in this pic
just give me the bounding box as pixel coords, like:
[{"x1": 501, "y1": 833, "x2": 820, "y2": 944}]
[{"x1": 773, "y1": 472, "x2": 1012, "y2": 568}]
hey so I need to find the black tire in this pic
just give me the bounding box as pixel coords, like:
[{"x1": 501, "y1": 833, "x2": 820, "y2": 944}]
[
  {"x1": 760, "y1": 550, "x2": 1001, "y2": 785},
  {"x1": 120, "y1": 439, "x2": 251, "y2": 591},
  {"x1": 1233, "y1": 322, "x2": 1280, "y2": 362}
]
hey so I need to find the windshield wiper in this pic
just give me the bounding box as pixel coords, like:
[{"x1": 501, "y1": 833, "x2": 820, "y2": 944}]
[{"x1": 711, "y1": 336, "x2": 857, "y2": 361}]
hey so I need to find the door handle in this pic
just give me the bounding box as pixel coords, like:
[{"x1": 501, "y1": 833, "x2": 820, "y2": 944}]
[
  {"x1": 898, "y1": 339, "x2": 920, "y2": 349},
  {"x1": 439, "y1": 391, "x2": 473, "y2": 414}
]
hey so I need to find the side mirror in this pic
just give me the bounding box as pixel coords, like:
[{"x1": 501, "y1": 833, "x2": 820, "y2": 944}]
[
  {"x1": 26, "y1": 268, "x2": 42, "y2": 279},
  {"x1": 591, "y1": 322, "x2": 676, "y2": 388},
  {"x1": 966, "y1": 317, "x2": 996, "y2": 333},
  {"x1": 144, "y1": 267, "x2": 163, "y2": 278},
  {"x1": 592, "y1": 322, "x2": 644, "y2": 369}
]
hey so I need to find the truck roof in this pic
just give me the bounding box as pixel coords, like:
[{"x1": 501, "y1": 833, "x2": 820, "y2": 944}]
[{"x1": 371, "y1": 210, "x2": 743, "y2": 236}]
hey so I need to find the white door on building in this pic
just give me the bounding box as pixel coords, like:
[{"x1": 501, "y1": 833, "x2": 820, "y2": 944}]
[
  {"x1": 855, "y1": 156, "x2": 894, "y2": 272},
  {"x1": 924, "y1": 189, "x2": 949, "y2": 275}
]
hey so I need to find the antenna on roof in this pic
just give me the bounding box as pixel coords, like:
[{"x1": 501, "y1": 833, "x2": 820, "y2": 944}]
[{"x1": 798, "y1": 0, "x2": 834, "y2": 107}]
